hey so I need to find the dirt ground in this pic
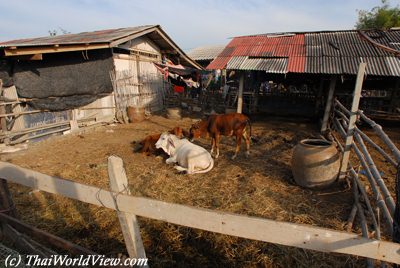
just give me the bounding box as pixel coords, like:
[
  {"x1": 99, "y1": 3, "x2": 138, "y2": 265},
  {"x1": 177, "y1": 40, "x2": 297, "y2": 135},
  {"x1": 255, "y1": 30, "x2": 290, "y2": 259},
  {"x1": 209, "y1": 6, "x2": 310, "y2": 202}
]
[{"x1": 2, "y1": 114, "x2": 400, "y2": 267}]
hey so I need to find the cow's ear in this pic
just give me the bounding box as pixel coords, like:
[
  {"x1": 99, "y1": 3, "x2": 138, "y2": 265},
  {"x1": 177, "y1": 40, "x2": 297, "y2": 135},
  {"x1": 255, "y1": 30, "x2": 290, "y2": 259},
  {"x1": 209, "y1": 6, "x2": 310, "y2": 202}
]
[{"x1": 167, "y1": 137, "x2": 175, "y2": 148}]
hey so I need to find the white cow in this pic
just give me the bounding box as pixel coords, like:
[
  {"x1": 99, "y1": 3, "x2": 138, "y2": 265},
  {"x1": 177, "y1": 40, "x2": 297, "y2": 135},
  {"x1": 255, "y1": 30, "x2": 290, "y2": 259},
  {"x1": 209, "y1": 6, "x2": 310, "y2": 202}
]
[{"x1": 155, "y1": 133, "x2": 214, "y2": 174}]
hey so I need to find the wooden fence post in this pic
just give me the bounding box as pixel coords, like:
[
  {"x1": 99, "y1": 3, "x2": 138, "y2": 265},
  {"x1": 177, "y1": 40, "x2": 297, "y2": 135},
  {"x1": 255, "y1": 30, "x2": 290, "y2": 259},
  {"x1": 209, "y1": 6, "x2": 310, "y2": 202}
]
[
  {"x1": 339, "y1": 62, "x2": 366, "y2": 179},
  {"x1": 108, "y1": 156, "x2": 147, "y2": 264},
  {"x1": 0, "y1": 178, "x2": 17, "y2": 217},
  {"x1": 0, "y1": 79, "x2": 9, "y2": 145},
  {"x1": 237, "y1": 72, "x2": 244, "y2": 114},
  {"x1": 320, "y1": 76, "x2": 337, "y2": 133},
  {"x1": 1, "y1": 161, "x2": 400, "y2": 263}
]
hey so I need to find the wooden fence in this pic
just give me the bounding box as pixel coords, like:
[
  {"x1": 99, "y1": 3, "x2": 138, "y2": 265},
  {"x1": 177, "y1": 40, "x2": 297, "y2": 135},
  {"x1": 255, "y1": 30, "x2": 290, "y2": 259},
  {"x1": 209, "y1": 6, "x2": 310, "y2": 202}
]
[
  {"x1": 0, "y1": 81, "x2": 115, "y2": 146},
  {"x1": 0, "y1": 157, "x2": 399, "y2": 264},
  {"x1": 320, "y1": 62, "x2": 400, "y2": 267}
]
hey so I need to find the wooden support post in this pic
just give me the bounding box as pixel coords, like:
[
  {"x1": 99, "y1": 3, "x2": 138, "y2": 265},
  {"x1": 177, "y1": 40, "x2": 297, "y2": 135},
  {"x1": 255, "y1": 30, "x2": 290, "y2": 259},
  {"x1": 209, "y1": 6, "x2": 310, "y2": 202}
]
[
  {"x1": 237, "y1": 72, "x2": 244, "y2": 114},
  {"x1": 136, "y1": 55, "x2": 142, "y2": 107},
  {"x1": 321, "y1": 76, "x2": 337, "y2": 133},
  {"x1": 345, "y1": 204, "x2": 357, "y2": 232},
  {"x1": 0, "y1": 179, "x2": 17, "y2": 217},
  {"x1": 108, "y1": 156, "x2": 147, "y2": 263},
  {"x1": 394, "y1": 164, "x2": 400, "y2": 244},
  {"x1": 339, "y1": 62, "x2": 366, "y2": 179},
  {"x1": 0, "y1": 80, "x2": 9, "y2": 144},
  {"x1": 352, "y1": 176, "x2": 375, "y2": 267},
  {"x1": 70, "y1": 109, "x2": 79, "y2": 132},
  {"x1": 314, "y1": 78, "x2": 324, "y2": 115}
]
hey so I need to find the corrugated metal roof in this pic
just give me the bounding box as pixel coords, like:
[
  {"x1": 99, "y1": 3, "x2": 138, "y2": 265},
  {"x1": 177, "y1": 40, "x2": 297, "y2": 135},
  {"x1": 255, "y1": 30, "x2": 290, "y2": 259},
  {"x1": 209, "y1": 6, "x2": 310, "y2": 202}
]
[
  {"x1": 321, "y1": 57, "x2": 343, "y2": 74},
  {"x1": 227, "y1": 56, "x2": 288, "y2": 73},
  {"x1": 305, "y1": 57, "x2": 321, "y2": 74},
  {"x1": 207, "y1": 33, "x2": 304, "y2": 71},
  {"x1": 207, "y1": 56, "x2": 231, "y2": 70},
  {"x1": 288, "y1": 56, "x2": 305, "y2": 73},
  {"x1": 364, "y1": 57, "x2": 391, "y2": 76},
  {"x1": 226, "y1": 56, "x2": 247, "y2": 69},
  {"x1": 207, "y1": 29, "x2": 400, "y2": 77},
  {"x1": 385, "y1": 57, "x2": 400, "y2": 76},
  {"x1": 0, "y1": 25, "x2": 156, "y2": 47},
  {"x1": 341, "y1": 57, "x2": 361, "y2": 74},
  {"x1": 187, "y1": 45, "x2": 226, "y2": 61}
]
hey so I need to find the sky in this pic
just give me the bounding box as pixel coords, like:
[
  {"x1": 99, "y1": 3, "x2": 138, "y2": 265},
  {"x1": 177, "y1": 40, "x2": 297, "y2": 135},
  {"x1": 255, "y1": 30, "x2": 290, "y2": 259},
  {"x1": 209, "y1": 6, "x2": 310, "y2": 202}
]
[{"x1": 0, "y1": 0, "x2": 396, "y2": 51}]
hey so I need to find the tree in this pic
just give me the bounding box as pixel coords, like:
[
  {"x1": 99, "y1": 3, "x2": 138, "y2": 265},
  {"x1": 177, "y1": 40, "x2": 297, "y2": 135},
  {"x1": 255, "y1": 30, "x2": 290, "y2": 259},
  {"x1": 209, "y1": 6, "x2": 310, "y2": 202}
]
[{"x1": 356, "y1": 0, "x2": 400, "y2": 30}]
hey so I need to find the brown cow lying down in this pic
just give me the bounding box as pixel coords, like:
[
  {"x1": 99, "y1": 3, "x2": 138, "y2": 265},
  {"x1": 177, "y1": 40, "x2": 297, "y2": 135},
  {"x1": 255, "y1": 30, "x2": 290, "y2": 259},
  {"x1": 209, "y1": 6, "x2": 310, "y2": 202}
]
[
  {"x1": 189, "y1": 113, "x2": 251, "y2": 159},
  {"x1": 139, "y1": 127, "x2": 185, "y2": 155}
]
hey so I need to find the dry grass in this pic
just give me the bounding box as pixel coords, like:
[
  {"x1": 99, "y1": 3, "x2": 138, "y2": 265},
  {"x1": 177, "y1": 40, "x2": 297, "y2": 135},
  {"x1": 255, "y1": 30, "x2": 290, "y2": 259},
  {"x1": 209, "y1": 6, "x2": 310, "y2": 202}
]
[{"x1": 3, "y1": 114, "x2": 398, "y2": 267}]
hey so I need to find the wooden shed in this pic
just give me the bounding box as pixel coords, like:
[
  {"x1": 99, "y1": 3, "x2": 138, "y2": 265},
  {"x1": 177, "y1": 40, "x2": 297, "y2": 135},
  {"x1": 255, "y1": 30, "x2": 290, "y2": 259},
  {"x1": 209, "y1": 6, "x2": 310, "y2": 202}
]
[
  {"x1": 0, "y1": 25, "x2": 201, "y2": 145},
  {"x1": 207, "y1": 29, "x2": 400, "y2": 119}
]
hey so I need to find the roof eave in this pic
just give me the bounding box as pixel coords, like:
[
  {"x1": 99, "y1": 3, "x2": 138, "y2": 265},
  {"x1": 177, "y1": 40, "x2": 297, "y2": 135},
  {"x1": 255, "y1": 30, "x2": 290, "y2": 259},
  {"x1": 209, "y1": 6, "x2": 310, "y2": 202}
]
[
  {"x1": 154, "y1": 27, "x2": 203, "y2": 70},
  {"x1": 3, "y1": 43, "x2": 110, "y2": 56},
  {"x1": 108, "y1": 25, "x2": 159, "y2": 47}
]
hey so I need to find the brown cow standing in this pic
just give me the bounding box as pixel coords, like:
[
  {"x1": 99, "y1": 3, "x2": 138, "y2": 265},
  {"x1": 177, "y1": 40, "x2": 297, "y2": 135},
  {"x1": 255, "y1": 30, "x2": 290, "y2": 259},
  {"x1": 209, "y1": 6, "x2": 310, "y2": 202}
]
[
  {"x1": 189, "y1": 113, "x2": 251, "y2": 159},
  {"x1": 139, "y1": 127, "x2": 184, "y2": 155}
]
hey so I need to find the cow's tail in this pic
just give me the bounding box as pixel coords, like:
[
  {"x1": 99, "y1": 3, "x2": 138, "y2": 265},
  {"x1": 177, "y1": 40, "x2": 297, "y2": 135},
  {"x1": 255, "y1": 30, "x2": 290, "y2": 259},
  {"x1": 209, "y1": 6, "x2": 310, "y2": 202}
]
[
  {"x1": 193, "y1": 158, "x2": 214, "y2": 174},
  {"x1": 246, "y1": 117, "x2": 256, "y2": 143}
]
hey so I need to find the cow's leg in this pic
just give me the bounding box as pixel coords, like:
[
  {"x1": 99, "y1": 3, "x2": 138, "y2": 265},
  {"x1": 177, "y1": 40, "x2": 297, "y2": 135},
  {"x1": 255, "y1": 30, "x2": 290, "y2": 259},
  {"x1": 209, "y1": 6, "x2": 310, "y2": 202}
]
[
  {"x1": 175, "y1": 165, "x2": 188, "y2": 173},
  {"x1": 186, "y1": 162, "x2": 195, "y2": 174},
  {"x1": 166, "y1": 157, "x2": 176, "y2": 164},
  {"x1": 210, "y1": 136, "x2": 215, "y2": 156},
  {"x1": 215, "y1": 134, "x2": 221, "y2": 158},
  {"x1": 232, "y1": 132, "x2": 242, "y2": 160},
  {"x1": 140, "y1": 140, "x2": 148, "y2": 154},
  {"x1": 243, "y1": 129, "x2": 250, "y2": 157}
]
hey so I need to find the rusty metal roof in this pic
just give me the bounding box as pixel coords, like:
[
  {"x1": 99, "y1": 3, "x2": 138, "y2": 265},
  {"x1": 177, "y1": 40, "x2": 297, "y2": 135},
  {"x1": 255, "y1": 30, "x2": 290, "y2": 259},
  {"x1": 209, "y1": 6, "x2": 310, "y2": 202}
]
[
  {"x1": 207, "y1": 29, "x2": 400, "y2": 77},
  {"x1": 0, "y1": 25, "x2": 156, "y2": 47},
  {"x1": 187, "y1": 45, "x2": 226, "y2": 61},
  {"x1": 0, "y1": 25, "x2": 203, "y2": 70}
]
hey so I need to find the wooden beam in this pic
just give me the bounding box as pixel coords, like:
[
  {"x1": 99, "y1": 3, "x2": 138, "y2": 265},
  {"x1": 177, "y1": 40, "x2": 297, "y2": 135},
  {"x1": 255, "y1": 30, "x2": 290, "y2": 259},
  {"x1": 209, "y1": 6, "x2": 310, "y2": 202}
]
[
  {"x1": 0, "y1": 109, "x2": 45, "y2": 118},
  {"x1": 109, "y1": 27, "x2": 157, "y2": 48},
  {"x1": 0, "y1": 212, "x2": 97, "y2": 255},
  {"x1": 112, "y1": 54, "x2": 159, "y2": 63},
  {"x1": 321, "y1": 76, "x2": 337, "y2": 133},
  {"x1": 339, "y1": 62, "x2": 366, "y2": 179},
  {"x1": 3, "y1": 43, "x2": 110, "y2": 56},
  {"x1": 108, "y1": 156, "x2": 147, "y2": 261},
  {"x1": 9, "y1": 126, "x2": 71, "y2": 145},
  {"x1": 11, "y1": 54, "x2": 43, "y2": 60},
  {"x1": 0, "y1": 80, "x2": 7, "y2": 135},
  {"x1": 2, "y1": 224, "x2": 49, "y2": 257},
  {"x1": 0, "y1": 161, "x2": 399, "y2": 264},
  {"x1": 0, "y1": 179, "x2": 17, "y2": 217}
]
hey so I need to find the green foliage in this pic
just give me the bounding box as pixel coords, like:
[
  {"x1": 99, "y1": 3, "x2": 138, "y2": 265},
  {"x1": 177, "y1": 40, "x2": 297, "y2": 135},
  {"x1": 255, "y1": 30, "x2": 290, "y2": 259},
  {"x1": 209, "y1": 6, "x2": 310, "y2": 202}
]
[{"x1": 356, "y1": 0, "x2": 400, "y2": 30}]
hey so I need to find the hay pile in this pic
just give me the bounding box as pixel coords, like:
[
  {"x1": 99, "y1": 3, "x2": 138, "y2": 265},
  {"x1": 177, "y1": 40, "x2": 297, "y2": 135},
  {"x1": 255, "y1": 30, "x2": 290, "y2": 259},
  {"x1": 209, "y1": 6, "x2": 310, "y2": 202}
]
[{"x1": 3, "y1": 115, "x2": 392, "y2": 267}]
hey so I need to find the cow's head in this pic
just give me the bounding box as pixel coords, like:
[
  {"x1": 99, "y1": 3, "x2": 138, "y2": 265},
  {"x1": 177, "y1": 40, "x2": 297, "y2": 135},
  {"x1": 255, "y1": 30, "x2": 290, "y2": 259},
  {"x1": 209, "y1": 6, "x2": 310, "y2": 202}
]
[
  {"x1": 189, "y1": 121, "x2": 204, "y2": 141},
  {"x1": 171, "y1": 127, "x2": 184, "y2": 138},
  {"x1": 155, "y1": 133, "x2": 176, "y2": 155}
]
